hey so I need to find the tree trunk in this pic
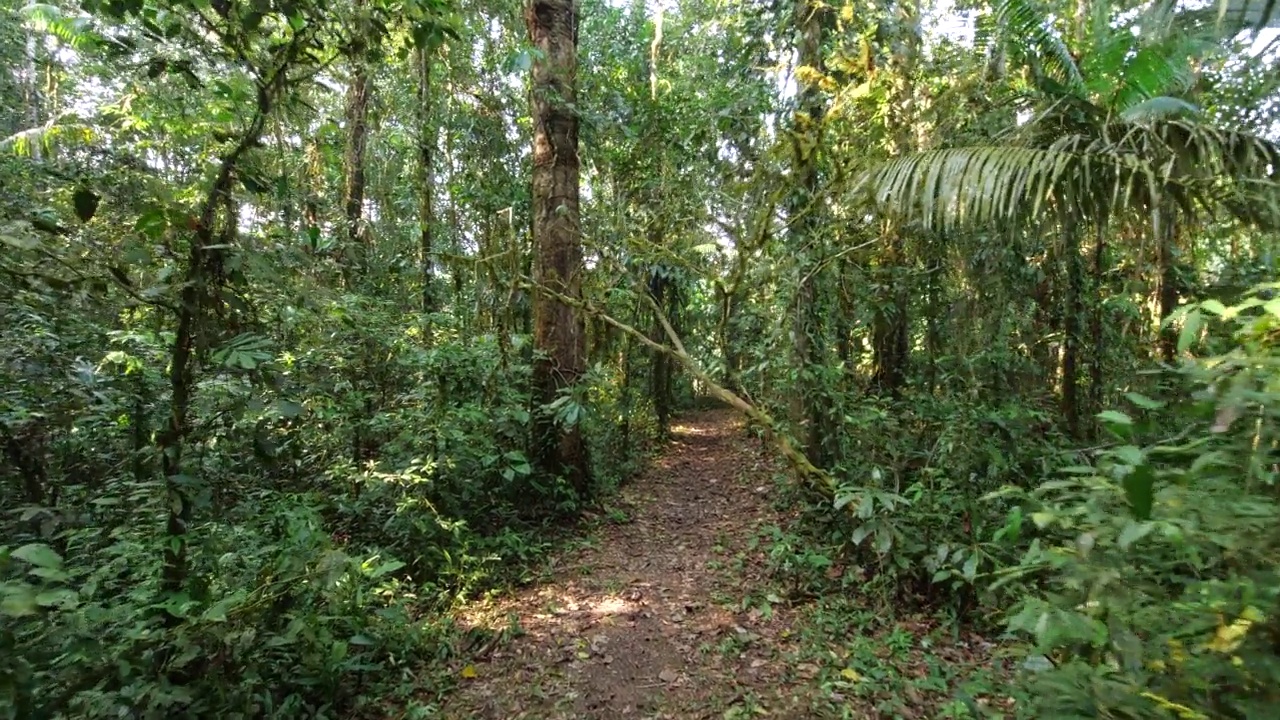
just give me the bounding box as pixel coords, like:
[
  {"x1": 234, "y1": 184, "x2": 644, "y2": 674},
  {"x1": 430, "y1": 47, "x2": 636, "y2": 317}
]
[
  {"x1": 416, "y1": 46, "x2": 436, "y2": 317},
  {"x1": 342, "y1": 11, "x2": 372, "y2": 277},
  {"x1": 528, "y1": 0, "x2": 590, "y2": 498},
  {"x1": 24, "y1": 29, "x2": 42, "y2": 162},
  {"x1": 871, "y1": 1, "x2": 918, "y2": 398},
  {"x1": 1059, "y1": 206, "x2": 1083, "y2": 439},
  {"x1": 161, "y1": 108, "x2": 270, "y2": 600},
  {"x1": 924, "y1": 246, "x2": 944, "y2": 395},
  {"x1": 1157, "y1": 207, "x2": 1179, "y2": 363},
  {"x1": 650, "y1": 274, "x2": 672, "y2": 434},
  {"x1": 1088, "y1": 222, "x2": 1105, "y2": 435},
  {"x1": 790, "y1": 0, "x2": 830, "y2": 467}
]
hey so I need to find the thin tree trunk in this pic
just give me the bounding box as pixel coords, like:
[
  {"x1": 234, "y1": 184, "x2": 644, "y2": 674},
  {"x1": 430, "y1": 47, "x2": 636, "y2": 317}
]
[
  {"x1": 650, "y1": 274, "x2": 672, "y2": 434},
  {"x1": 161, "y1": 99, "x2": 272, "y2": 598},
  {"x1": 1059, "y1": 205, "x2": 1083, "y2": 439},
  {"x1": 417, "y1": 46, "x2": 436, "y2": 317},
  {"x1": 925, "y1": 239, "x2": 944, "y2": 394},
  {"x1": 528, "y1": 0, "x2": 590, "y2": 497},
  {"x1": 871, "y1": 1, "x2": 918, "y2": 398},
  {"x1": 342, "y1": 11, "x2": 372, "y2": 277},
  {"x1": 1088, "y1": 222, "x2": 1105, "y2": 435},
  {"x1": 790, "y1": 0, "x2": 830, "y2": 467},
  {"x1": 24, "y1": 29, "x2": 42, "y2": 162},
  {"x1": 1157, "y1": 206, "x2": 1180, "y2": 363}
]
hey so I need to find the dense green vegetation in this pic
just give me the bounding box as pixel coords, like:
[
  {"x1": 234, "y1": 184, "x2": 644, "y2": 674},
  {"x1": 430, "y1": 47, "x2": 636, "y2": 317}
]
[{"x1": 2, "y1": 0, "x2": 1279, "y2": 717}]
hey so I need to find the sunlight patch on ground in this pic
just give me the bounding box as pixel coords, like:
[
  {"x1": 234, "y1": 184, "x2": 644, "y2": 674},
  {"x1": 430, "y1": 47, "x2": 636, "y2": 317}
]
[{"x1": 587, "y1": 595, "x2": 631, "y2": 617}]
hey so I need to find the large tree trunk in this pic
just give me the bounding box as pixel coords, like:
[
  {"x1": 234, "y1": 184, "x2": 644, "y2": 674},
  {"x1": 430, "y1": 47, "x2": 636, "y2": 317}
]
[
  {"x1": 650, "y1": 276, "x2": 673, "y2": 434},
  {"x1": 528, "y1": 0, "x2": 590, "y2": 498},
  {"x1": 416, "y1": 46, "x2": 436, "y2": 317}
]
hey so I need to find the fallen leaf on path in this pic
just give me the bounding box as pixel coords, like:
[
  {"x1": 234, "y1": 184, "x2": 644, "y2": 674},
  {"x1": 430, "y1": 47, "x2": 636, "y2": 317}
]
[{"x1": 460, "y1": 665, "x2": 478, "y2": 679}]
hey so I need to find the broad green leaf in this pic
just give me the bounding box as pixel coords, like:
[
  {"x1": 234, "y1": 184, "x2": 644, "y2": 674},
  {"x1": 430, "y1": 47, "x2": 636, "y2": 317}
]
[
  {"x1": 12, "y1": 543, "x2": 63, "y2": 569},
  {"x1": 1, "y1": 584, "x2": 38, "y2": 617},
  {"x1": 1199, "y1": 299, "x2": 1228, "y2": 316},
  {"x1": 367, "y1": 559, "x2": 406, "y2": 578},
  {"x1": 1122, "y1": 464, "x2": 1156, "y2": 520},
  {"x1": 35, "y1": 588, "x2": 79, "y2": 610},
  {"x1": 1097, "y1": 410, "x2": 1133, "y2": 427},
  {"x1": 1177, "y1": 309, "x2": 1203, "y2": 353},
  {"x1": 1117, "y1": 521, "x2": 1154, "y2": 549},
  {"x1": 1124, "y1": 392, "x2": 1164, "y2": 410}
]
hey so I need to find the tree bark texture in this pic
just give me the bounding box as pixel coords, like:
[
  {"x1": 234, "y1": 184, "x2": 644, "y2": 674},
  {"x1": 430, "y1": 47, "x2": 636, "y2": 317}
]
[
  {"x1": 342, "y1": 14, "x2": 371, "y2": 273},
  {"x1": 790, "y1": 0, "x2": 831, "y2": 467},
  {"x1": 527, "y1": 0, "x2": 590, "y2": 497}
]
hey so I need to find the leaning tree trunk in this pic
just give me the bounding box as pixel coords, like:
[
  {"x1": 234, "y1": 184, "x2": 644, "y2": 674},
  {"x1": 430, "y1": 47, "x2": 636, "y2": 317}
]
[{"x1": 528, "y1": 0, "x2": 590, "y2": 497}]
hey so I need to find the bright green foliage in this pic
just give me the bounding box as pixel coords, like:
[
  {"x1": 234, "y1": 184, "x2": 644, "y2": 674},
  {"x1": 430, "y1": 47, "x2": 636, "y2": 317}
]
[
  {"x1": 995, "y1": 287, "x2": 1280, "y2": 718},
  {"x1": 1, "y1": 0, "x2": 1279, "y2": 716}
]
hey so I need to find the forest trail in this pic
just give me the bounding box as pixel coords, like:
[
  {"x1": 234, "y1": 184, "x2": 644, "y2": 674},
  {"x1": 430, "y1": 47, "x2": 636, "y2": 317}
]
[{"x1": 440, "y1": 409, "x2": 811, "y2": 719}]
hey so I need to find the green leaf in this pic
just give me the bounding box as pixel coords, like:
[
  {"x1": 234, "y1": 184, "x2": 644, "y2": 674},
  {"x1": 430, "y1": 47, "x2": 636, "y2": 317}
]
[
  {"x1": 1117, "y1": 521, "x2": 1154, "y2": 549},
  {"x1": 367, "y1": 560, "x2": 405, "y2": 578},
  {"x1": 1122, "y1": 464, "x2": 1155, "y2": 520},
  {"x1": 1199, "y1": 299, "x2": 1228, "y2": 316},
  {"x1": 1114, "y1": 445, "x2": 1144, "y2": 466},
  {"x1": 12, "y1": 543, "x2": 63, "y2": 569},
  {"x1": 1124, "y1": 392, "x2": 1164, "y2": 410},
  {"x1": 274, "y1": 400, "x2": 303, "y2": 418},
  {"x1": 1177, "y1": 309, "x2": 1202, "y2": 353},
  {"x1": 1, "y1": 584, "x2": 38, "y2": 617},
  {"x1": 1097, "y1": 410, "x2": 1133, "y2": 427},
  {"x1": 35, "y1": 588, "x2": 79, "y2": 610}
]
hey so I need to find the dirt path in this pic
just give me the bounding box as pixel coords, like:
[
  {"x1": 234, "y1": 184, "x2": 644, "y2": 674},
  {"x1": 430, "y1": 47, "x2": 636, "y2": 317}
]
[
  {"x1": 440, "y1": 409, "x2": 802, "y2": 719},
  {"x1": 435, "y1": 409, "x2": 1021, "y2": 720}
]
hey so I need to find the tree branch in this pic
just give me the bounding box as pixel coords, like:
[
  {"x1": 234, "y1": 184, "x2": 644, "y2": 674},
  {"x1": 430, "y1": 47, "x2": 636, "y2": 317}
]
[{"x1": 521, "y1": 276, "x2": 835, "y2": 496}]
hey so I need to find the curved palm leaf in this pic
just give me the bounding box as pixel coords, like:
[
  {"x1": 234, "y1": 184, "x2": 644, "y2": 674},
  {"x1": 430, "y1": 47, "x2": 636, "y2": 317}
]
[
  {"x1": 990, "y1": 0, "x2": 1085, "y2": 94},
  {"x1": 860, "y1": 121, "x2": 1280, "y2": 232},
  {"x1": 1119, "y1": 96, "x2": 1201, "y2": 122}
]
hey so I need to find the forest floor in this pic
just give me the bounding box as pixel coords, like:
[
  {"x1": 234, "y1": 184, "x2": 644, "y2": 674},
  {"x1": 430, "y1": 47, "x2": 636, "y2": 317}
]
[{"x1": 435, "y1": 410, "x2": 1022, "y2": 719}]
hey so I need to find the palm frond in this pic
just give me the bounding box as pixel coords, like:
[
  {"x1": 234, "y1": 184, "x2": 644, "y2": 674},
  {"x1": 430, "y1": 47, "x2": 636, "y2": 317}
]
[
  {"x1": 1111, "y1": 45, "x2": 1196, "y2": 112},
  {"x1": 992, "y1": 0, "x2": 1085, "y2": 94},
  {"x1": 1120, "y1": 96, "x2": 1201, "y2": 122},
  {"x1": 860, "y1": 121, "x2": 1280, "y2": 232},
  {"x1": 859, "y1": 146, "x2": 1087, "y2": 230}
]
